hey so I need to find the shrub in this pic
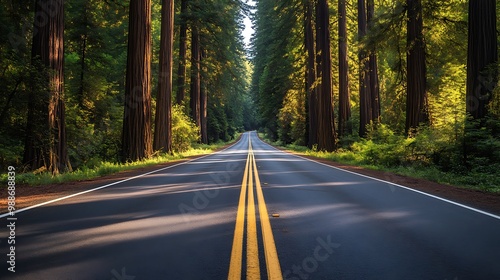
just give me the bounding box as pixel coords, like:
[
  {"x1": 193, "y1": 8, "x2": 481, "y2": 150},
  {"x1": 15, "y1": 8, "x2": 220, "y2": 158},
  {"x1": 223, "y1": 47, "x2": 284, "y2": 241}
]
[
  {"x1": 351, "y1": 124, "x2": 408, "y2": 167},
  {"x1": 171, "y1": 105, "x2": 200, "y2": 152}
]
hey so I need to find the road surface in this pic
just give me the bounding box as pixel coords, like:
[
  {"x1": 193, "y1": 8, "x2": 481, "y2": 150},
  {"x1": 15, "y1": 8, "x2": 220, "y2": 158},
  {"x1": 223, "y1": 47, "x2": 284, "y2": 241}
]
[{"x1": 1, "y1": 131, "x2": 500, "y2": 279}]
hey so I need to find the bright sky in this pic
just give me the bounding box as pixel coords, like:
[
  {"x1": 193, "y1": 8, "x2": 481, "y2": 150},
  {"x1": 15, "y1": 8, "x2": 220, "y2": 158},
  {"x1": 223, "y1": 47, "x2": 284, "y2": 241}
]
[
  {"x1": 241, "y1": 0, "x2": 256, "y2": 49},
  {"x1": 243, "y1": 16, "x2": 254, "y2": 47}
]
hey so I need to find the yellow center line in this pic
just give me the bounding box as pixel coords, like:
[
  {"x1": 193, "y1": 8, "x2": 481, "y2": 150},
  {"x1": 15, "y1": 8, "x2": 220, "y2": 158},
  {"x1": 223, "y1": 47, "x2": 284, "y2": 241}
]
[
  {"x1": 246, "y1": 148, "x2": 260, "y2": 278},
  {"x1": 228, "y1": 134, "x2": 282, "y2": 280},
  {"x1": 252, "y1": 142, "x2": 283, "y2": 280},
  {"x1": 228, "y1": 150, "x2": 250, "y2": 279}
]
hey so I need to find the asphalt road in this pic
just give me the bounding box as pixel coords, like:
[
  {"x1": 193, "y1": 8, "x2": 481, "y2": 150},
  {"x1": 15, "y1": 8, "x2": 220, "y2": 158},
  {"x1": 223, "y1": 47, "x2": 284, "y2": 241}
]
[{"x1": 1, "y1": 131, "x2": 500, "y2": 279}]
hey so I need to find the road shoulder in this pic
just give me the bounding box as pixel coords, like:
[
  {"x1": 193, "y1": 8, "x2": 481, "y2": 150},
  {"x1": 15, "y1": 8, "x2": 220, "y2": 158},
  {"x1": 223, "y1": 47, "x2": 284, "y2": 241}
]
[
  {"x1": 0, "y1": 140, "x2": 240, "y2": 211},
  {"x1": 273, "y1": 146, "x2": 500, "y2": 216}
]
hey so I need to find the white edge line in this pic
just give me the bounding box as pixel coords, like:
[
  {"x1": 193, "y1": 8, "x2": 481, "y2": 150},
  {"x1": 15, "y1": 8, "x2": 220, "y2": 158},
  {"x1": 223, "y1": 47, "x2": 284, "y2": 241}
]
[
  {"x1": 1, "y1": 135, "x2": 246, "y2": 219},
  {"x1": 254, "y1": 134, "x2": 500, "y2": 221}
]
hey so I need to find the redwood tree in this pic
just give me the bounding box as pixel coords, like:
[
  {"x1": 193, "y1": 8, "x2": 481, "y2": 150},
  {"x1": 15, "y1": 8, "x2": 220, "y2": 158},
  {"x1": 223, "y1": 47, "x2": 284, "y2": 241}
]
[
  {"x1": 305, "y1": 0, "x2": 317, "y2": 148},
  {"x1": 153, "y1": 0, "x2": 174, "y2": 153},
  {"x1": 176, "y1": 0, "x2": 188, "y2": 105},
  {"x1": 24, "y1": 0, "x2": 70, "y2": 174},
  {"x1": 316, "y1": 0, "x2": 336, "y2": 151},
  {"x1": 338, "y1": 0, "x2": 352, "y2": 137},
  {"x1": 190, "y1": 24, "x2": 201, "y2": 132},
  {"x1": 121, "y1": 0, "x2": 153, "y2": 161},
  {"x1": 367, "y1": 0, "x2": 380, "y2": 123},
  {"x1": 358, "y1": 0, "x2": 372, "y2": 137},
  {"x1": 200, "y1": 48, "x2": 208, "y2": 144},
  {"x1": 405, "y1": 0, "x2": 429, "y2": 135},
  {"x1": 466, "y1": 0, "x2": 498, "y2": 120}
]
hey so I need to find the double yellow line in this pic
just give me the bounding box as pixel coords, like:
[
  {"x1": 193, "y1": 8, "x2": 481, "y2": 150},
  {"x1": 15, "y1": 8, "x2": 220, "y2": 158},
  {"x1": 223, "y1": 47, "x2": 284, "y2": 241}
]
[{"x1": 228, "y1": 136, "x2": 282, "y2": 280}]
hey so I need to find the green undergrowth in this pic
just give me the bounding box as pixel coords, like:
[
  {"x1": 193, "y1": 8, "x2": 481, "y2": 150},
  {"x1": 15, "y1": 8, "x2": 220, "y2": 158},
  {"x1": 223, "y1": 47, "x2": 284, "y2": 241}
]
[
  {"x1": 1, "y1": 140, "x2": 237, "y2": 187},
  {"x1": 258, "y1": 131, "x2": 500, "y2": 194}
]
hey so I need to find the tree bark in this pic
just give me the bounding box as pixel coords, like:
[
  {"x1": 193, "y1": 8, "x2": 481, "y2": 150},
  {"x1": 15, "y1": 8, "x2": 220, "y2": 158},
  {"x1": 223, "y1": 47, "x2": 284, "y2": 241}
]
[
  {"x1": 154, "y1": 0, "x2": 174, "y2": 153},
  {"x1": 176, "y1": 0, "x2": 188, "y2": 105},
  {"x1": 338, "y1": 0, "x2": 352, "y2": 137},
  {"x1": 358, "y1": 0, "x2": 372, "y2": 137},
  {"x1": 367, "y1": 0, "x2": 380, "y2": 123},
  {"x1": 316, "y1": 0, "x2": 336, "y2": 151},
  {"x1": 466, "y1": 0, "x2": 498, "y2": 120},
  {"x1": 190, "y1": 24, "x2": 201, "y2": 132},
  {"x1": 24, "y1": 0, "x2": 70, "y2": 174},
  {"x1": 405, "y1": 0, "x2": 429, "y2": 135},
  {"x1": 121, "y1": 0, "x2": 153, "y2": 161},
  {"x1": 200, "y1": 48, "x2": 208, "y2": 144},
  {"x1": 305, "y1": 0, "x2": 317, "y2": 148},
  {"x1": 78, "y1": 0, "x2": 88, "y2": 108}
]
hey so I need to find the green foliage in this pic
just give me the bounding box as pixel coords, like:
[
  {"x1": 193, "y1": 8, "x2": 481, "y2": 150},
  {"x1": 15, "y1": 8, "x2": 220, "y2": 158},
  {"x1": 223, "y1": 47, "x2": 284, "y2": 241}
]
[
  {"x1": 251, "y1": 0, "x2": 302, "y2": 142},
  {"x1": 60, "y1": 0, "x2": 130, "y2": 170},
  {"x1": 462, "y1": 117, "x2": 500, "y2": 169},
  {"x1": 353, "y1": 124, "x2": 461, "y2": 169},
  {"x1": 0, "y1": 0, "x2": 33, "y2": 170},
  {"x1": 278, "y1": 88, "x2": 306, "y2": 145},
  {"x1": 353, "y1": 127, "x2": 408, "y2": 167},
  {"x1": 264, "y1": 120, "x2": 500, "y2": 193},
  {"x1": 172, "y1": 105, "x2": 200, "y2": 152},
  {"x1": 183, "y1": 0, "x2": 251, "y2": 143}
]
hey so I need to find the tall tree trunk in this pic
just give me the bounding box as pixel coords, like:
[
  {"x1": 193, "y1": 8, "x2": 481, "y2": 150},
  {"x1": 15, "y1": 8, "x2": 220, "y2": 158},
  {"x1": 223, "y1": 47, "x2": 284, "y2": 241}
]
[
  {"x1": 24, "y1": 0, "x2": 70, "y2": 174},
  {"x1": 190, "y1": 24, "x2": 201, "y2": 132},
  {"x1": 154, "y1": 0, "x2": 174, "y2": 153},
  {"x1": 315, "y1": 0, "x2": 322, "y2": 132},
  {"x1": 316, "y1": 0, "x2": 336, "y2": 151},
  {"x1": 338, "y1": 0, "x2": 352, "y2": 137},
  {"x1": 200, "y1": 48, "x2": 208, "y2": 144},
  {"x1": 367, "y1": 0, "x2": 380, "y2": 123},
  {"x1": 466, "y1": 0, "x2": 498, "y2": 120},
  {"x1": 78, "y1": 0, "x2": 88, "y2": 108},
  {"x1": 405, "y1": 0, "x2": 429, "y2": 135},
  {"x1": 121, "y1": 0, "x2": 153, "y2": 161},
  {"x1": 46, "y1": 0, "x2": 69, "y2": 174},
  {"x1": 358, "y1": 0, "x2": 372, "y2": 137},
  {"x1": 176, "y1": 0, "x2": 188, "y2": 105},
  {"x1": 315, "y1": 0, "x2": 322, "y2": 100},
  {"x1": 305, "y1": 0, "x2": 317, "y2": 148}
]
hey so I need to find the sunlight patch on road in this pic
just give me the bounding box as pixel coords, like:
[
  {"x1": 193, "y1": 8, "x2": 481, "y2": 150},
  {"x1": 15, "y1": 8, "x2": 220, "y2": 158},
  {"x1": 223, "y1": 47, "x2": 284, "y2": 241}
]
[{"x1": 21, "y1": 211, "x2": 235, "y2": 259}]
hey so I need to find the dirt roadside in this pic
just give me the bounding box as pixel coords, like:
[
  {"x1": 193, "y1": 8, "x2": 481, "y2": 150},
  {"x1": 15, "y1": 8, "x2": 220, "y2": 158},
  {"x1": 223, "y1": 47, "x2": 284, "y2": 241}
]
[{"x1": 2, "y1": 141, "x2": 499, "y2": 216}]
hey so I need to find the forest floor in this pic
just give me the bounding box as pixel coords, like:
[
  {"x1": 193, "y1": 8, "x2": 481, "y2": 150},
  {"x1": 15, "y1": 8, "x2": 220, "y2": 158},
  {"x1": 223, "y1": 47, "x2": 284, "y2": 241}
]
[{"x1": 2, "y1": 140, "x2": 499, "y2": 216}]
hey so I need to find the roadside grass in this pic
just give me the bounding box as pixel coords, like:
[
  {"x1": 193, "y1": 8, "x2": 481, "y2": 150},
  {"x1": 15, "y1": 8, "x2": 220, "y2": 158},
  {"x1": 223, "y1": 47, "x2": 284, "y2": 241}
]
[
  {"x1": 259, "y1": 134, "x2": 500, "y2": 194},
  {"x1": 1, "y1": 139, "x2": 238, "y2": 187}
]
